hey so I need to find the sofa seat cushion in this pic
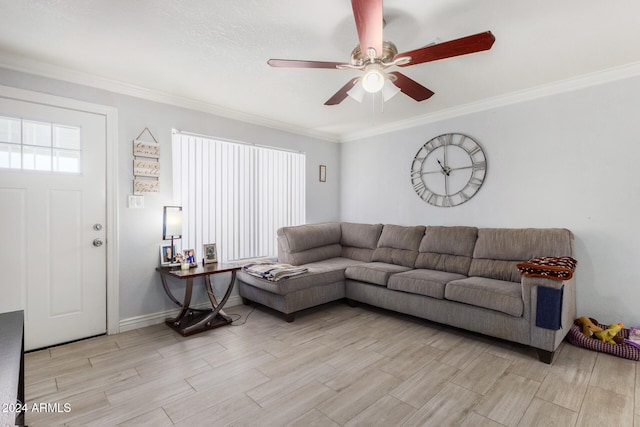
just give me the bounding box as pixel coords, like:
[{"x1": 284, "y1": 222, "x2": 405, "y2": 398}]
[
  {"x1": 345, "y1": 262, "x2": 411, "y2": 286},
  {"x1": 387, "y1": 269, "x2": 467, "y2": 299},
  {"x1": 444, "y1": 277, "x2": 524, "y2": 317},
  {"x1": 238, "y1": 257, "x2": 360, "y2": 296}
]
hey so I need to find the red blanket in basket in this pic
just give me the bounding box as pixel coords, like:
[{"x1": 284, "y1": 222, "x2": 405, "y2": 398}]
[{"x1": 517, "y1": 256, "x2": 577, "y2": 280}]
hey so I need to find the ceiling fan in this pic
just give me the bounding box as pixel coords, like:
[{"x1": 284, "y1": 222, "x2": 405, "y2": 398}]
[{"x1": 267, "y1": 0, "x2": 495, "y2": 106}]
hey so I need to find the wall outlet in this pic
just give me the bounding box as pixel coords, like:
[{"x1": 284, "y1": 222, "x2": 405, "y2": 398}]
[{"x1": 128, "y1": 194, "x2": 144, "y2": 209}]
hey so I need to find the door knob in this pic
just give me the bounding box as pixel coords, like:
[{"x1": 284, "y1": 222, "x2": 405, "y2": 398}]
[{"x1": 92, "y1": 238, "x2": 104, "y2": 247}]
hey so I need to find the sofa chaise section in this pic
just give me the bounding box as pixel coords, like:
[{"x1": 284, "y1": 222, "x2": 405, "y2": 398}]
[{"x1": 237, "y1": 222, "x2": 382, "y2": 321}]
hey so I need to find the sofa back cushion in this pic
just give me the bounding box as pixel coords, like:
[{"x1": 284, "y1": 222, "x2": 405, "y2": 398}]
[
  {"x1": 278, "y1": 222, "x2": 342, "y2": 265},
  {"x1": 415, "y1": 226, "x2": 478, "y2": 275},
  {"x1": 469, "y1": 228, "x2": 575, "y2": 282},
  {"x1": 341, "y1": 222, "x2": 383, "y2": 262},
  {"x1": 372, "y1": 224, "x2": 426, "y2": 267}
]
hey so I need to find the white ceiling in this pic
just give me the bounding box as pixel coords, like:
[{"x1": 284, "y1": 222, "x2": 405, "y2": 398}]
[{"x1": 0, "y1": 0, "x2": 639, "y2": 142}]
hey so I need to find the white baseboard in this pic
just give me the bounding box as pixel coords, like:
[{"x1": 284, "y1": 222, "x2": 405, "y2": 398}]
[{"x1": 118, "y1": 295, "x2": 243, "y2": 333}]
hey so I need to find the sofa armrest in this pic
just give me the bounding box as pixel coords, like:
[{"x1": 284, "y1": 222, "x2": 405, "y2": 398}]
[
  {"x1": 522, "y1": 276, "x2": 567, "y2": 290},
  {"x1": 522, "y1": 275, "x2": 577, "y2": 353}
]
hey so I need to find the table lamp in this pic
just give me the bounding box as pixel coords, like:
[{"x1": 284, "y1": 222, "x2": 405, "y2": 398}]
[{"x1": 163, "y1": 206, "x2": 182, "y2": 265}]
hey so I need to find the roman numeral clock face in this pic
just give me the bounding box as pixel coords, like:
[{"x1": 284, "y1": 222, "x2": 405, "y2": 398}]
[{"x1": 410, "y1": 133, "x2": 487, "y2": 207}]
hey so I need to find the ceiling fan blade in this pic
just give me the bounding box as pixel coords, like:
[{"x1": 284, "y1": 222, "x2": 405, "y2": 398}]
[
  {"x1": 396, "y1": 31, "x2": 495, "y2": 67},
  {"x1": 351, "y1": 0, "x2": 383, "y2": 58},
  {"x1": 388, "y1": 72, "x2": 434, "y2": 102},
  {"x1": 267, "y1": 59, "x2": 345, "y2": 69},
  {"x1": 324, "y1": 77, "x2": 359, "y2": 105}
]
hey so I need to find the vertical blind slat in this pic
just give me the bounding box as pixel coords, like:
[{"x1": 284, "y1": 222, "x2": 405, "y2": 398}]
[{"x1": 172, "y1": 133, "x2": 305, "y2": 261}]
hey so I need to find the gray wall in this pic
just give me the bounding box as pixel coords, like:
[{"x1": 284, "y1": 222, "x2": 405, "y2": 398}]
[
  {"x1": 0, "y1": 68, "x2": 341, "y2": 323},
  {"x1": 4, "y1": 64, "x2": 639, "y2": 328},
  {"x1": 340, "y1": 73, "x2": 640, "y2": 326}
]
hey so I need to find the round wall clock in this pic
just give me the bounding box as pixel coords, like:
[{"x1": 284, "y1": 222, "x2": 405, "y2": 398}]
[{"x1": 410, "y1": 133, "x2": 487, "y2": 207}]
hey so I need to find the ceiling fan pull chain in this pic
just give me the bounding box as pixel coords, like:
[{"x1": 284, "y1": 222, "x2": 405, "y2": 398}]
[{"x1": 371, "y1": 93, "x2": 375, "y2": 124}]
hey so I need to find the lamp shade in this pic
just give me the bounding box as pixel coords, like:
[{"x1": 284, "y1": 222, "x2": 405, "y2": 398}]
[
  {"x1": 163, "y1": 206, "x2": 182, "y2": 239},
  {"x1": 361, "y1": 68, "x2": 385, "y2": 93},
  {"x1": 347, "y1": 81, "x2": 365, "y2": 103},
  {"x1": 382, "y1": 79, "x2": 401, "y2": 101}
]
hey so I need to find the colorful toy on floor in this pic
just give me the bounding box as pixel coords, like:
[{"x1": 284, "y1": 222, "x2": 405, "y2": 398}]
[
  {"x1": 569, "y1": 319, "x2": 640, "y2": 361},
  {"x1": 574, "y1": 317, "x2": 624, "y2": 344},
  {"x1": 594, "y1": 323, "x2": 624, "y2": 345},
  {"x1": 574, "y1": 316, "x2": 603, "y2": 338}
]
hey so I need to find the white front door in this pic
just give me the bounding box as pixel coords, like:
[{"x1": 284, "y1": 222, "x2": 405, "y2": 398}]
[{"x1": 0, "y1": 95, "x2": 107, "y2": 350}]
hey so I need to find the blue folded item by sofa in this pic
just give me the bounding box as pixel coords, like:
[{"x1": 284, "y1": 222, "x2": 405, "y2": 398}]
[{"x1": 536, "y1": 285, "x2": 564, "y2": 330}]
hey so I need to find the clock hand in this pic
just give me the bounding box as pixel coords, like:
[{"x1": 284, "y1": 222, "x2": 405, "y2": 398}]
[
  {"x1": 436, "y1": 159, "x2": 450, "y2": 176},
  {"x1": 448, "y1": 165, "x2": 472, "y2": 171},
  {"x1": 449, "y1": 163, "x2": 485, "y2": 172},
  {"x1": 444, "y1": 168, "x2": 450, "y2": 201}
]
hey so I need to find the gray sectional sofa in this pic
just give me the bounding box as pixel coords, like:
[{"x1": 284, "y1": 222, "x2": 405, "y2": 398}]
[{"x1": 237, "y1": 222, "x2": 576, "y2": 363}]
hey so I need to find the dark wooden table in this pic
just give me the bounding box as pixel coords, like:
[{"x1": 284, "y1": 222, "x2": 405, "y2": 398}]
[
  {"x1": 0, "y1": 310, "x2": 25, "y2": 427},
  {"x1": 156, "y1": 263, "x2": 240, "y2": 336}
]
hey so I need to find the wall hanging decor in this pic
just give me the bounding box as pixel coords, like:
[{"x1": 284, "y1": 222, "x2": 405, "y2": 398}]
[
  {"x1": 410, "y1": 133, "x2": 487, "y2": 207},
  {"x1": 319, "y1": 165, "x2": 327, "y2": 182},
  {"x1": 133, "y1": 127, "x2": 160, "y2": 193}
]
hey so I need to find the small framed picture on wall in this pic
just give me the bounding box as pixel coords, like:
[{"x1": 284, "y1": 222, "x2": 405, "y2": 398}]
[
  {"x1": 319, "y1": 164, "x2": 327, "y2": 182},
  {"x1": 203, "y1": 243, "x2": 218, "y2": 264}
]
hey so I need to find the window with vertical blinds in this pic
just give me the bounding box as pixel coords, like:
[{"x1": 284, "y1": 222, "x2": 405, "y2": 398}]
[{"x1": 171, "y1": 131, "x2": 306, "y2": 262}]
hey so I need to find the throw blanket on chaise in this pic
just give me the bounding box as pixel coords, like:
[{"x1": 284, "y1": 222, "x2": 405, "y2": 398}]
[{"x1": 242, "y1": 262, "x2": 308, "y2": 282}]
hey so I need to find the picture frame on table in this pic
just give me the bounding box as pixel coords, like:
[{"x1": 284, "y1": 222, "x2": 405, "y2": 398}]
[
  {"x1": 203, "y1": 243, "x2": 218, "y2": 264},
  {"x1": 160, "y1": 244, "x2": 177, "y2": 266},
  {"x1": 183, "y1": 248, "x2": 197, "y2": 267}
]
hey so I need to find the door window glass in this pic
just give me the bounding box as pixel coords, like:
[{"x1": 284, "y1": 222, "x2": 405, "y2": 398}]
[{"x1": 0, "y1": 115, "x2": 82, "y2": 173}]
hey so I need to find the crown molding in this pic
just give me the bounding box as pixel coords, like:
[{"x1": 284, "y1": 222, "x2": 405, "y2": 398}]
[
  {"x1": 338, "y1": 61, "x2": 640, "y2": 142},
  {"x1": 0, "y1": 53, "x2": 341, "y2": 143},
  {"x1": 2, "y1": 53, "x2": 639, "y2": 144}
]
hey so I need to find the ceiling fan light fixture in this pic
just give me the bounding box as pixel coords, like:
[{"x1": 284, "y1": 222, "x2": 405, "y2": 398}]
[
  {"x1": 268, "y1": 0, "x2": 496, "y2": 108},
  {"x1": 361, "y1": 68, "x2": 385, "y2": 93},
  {"x1": 346, "y1": 81, "x2": 365, "y2": 103},
  {"x1": 382, "y1": 79, "x2": 401, "y2": 101}
]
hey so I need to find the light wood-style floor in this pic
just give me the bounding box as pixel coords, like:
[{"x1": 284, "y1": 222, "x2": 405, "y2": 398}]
[{"x1": 24, "y1": 301, "x2": 639, "y2": 426}]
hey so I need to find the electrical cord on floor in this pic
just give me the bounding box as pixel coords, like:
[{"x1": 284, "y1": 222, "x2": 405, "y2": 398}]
[
  {"x1": 227, "y1": 305, "x2": 256, "y2": 326},
  {"x1": 206, "y1": 287, "x2": 255, "y2": 326}
]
